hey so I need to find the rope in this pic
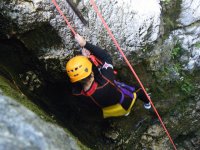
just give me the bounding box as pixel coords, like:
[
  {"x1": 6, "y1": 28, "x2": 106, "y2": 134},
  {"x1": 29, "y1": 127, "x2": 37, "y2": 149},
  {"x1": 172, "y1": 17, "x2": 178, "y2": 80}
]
[
  {"x1": 52, "y1": 0, "x2": 77, "y2": 35},
  {"x1": 51, "y1": 0, "x2": 177, "y2": 149},
  {"x1": 89, "y1": 0, "x2": 177, "y2": 149}
]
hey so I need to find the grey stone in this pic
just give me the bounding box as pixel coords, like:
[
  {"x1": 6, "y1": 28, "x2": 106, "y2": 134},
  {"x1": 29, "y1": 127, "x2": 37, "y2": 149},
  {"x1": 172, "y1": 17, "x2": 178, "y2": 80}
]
[
  {"x1": 169, "y1": 25, "x2": 200, "y2": 70},
  {"x1": 104, "y1": 130, "x2": 119, "y2": 141},
  {"x1": 0, "y1": 0, "x2": 161, "y2": 60},
  {"x1": 0, "y1": 94, "x2": 81, "y2": 150},
  {"x1": 178, "y1": 0, "x2": 200, "y2": 26},
  {"x1": 1, "y1": 0, "x2": 200, "y2": 149},
  {"x1": 81, "y1": 0, "x2": 161, "y2": 54}
]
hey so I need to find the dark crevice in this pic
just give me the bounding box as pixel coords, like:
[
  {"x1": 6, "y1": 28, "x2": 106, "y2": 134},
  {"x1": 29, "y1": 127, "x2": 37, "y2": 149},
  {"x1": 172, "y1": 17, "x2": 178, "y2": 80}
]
[
  {"x1": 0, "y1": 37, "x2": 105, "y2": 149},
  {"x1": 0, "y1": 37, "x2": 158, "y2": 150},
  {"x1": 18, "y1": 23, "x2": 63, "y2": 56},
  {"x1": 0, "y1": 13, "x2": 16, "y2": 39},
  {"x1": 160, "y1": 0, "x2": 182, "y2": 39}
]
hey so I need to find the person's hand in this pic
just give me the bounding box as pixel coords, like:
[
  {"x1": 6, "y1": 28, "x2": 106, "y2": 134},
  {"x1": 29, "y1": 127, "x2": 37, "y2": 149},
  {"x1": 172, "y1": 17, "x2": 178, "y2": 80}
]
[
  {"x1": 82, "y1": 48, "x2": 91, "y2": 57},
  {"x1": 75, "y1": 34, "x2": 86, "y2": 47}
]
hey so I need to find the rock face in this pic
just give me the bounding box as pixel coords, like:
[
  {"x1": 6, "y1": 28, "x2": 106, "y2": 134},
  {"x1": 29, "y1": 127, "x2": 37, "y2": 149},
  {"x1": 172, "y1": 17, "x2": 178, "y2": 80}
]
[
  {"x1": 0, "y1": 0, "x2": 200, "y2": 150},
  {"x1": 178, "y1": 0, "x2": 200, "y2": 26},
  {"x1": 0, "y1": 0, "x2": 161, "y2": 57},
  {"x1": 166, "y1": 0, "x2": 200, "y2": 71},
  {"x1": 81, "y1": 0, "x2": 161, "y2": 53},
  {"x1": 169, "y1": 25, "x2": 200, "y2": 70},
  {"x1": 140, "y1": 93, "x2": 200, "y2": 150},
  {"x1": 0, "y1": 93, "x2": 81, "y2": 150}
]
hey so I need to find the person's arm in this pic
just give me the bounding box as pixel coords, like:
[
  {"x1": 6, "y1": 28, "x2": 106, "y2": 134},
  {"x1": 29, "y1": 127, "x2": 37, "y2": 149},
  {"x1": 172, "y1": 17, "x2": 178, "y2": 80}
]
[
  {"x1": 84, "y1": 42, "x2": 112, "y2": 64},
  {"x1": 75, "y1": 34, "x2": 115, "y2": 81},
  {"x1": 75, "y1": 34, "x2": 112, "y2": 64}
]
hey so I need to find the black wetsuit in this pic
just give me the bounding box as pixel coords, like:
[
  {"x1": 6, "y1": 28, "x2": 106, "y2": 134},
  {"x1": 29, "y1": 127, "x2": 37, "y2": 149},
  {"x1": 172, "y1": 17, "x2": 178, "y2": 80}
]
[{"x1": 72, "y1": 42, "x2": 149, "y2": 115}]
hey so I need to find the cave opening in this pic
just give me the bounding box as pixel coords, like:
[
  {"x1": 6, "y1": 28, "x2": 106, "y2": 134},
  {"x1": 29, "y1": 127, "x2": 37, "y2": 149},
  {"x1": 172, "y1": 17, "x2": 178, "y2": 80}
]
[
  {"x1": 0, "y1": 37, "x2": 158, "y2": 149},
  {"x1": 0, "y1": 16, "x2": 160, "y2": 149},
  {"x1": 0, "y1": 37, "x2": 117, "y2": 149}
]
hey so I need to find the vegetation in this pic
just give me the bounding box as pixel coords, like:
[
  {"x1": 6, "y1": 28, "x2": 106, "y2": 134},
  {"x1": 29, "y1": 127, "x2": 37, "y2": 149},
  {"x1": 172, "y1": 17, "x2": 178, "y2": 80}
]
[
  {"x1": 161, "y1": 0, "x2": 171, "y2": 5},
  {"x1": 152, "y1": 42, "x2": 195, "y2": 96},
  {"x1": 171, "y1": 43, "x2": 182, "y2": 59},
  {"x1": 0, "y1": 73, "x2": 90, "y2": 149},
  {"x1": 0, "y1": 74, "x2": 54, "y2": 122},
  {"x1": 161, "y1": 0, "x2": 182, "y2": 39},
  {"x1": 194, "y1": 42, "x2": 200, "y2": 48},
  {"x1": 179, "y1": 78, "x2": 194, "y2": 94}
]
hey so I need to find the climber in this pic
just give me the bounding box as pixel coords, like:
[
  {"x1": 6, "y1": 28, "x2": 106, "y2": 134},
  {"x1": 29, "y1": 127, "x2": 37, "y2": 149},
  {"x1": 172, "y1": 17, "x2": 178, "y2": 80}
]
[{"x1": 66, "y1": 34, "x2": 151, "y2": 118}]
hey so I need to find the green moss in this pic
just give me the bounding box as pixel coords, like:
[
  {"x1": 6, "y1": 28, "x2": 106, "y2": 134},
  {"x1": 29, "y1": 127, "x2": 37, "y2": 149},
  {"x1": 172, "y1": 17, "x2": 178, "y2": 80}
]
[
  {"x1": 0, "y1": 75, "x2": 55, "y2": 122},
  {"x1": 0, "y1": 74, "x2": 89, "y2": 149},
  {"x1": 171, "y1": 43, "x2": 182, "y2": 59},
  {"x1": 194, "y1": 42, "x2": 200, "y2": 48},
  {"x1": 151, "y1": 40, "x2": 196, "y2": 96},
  {"x1": 161, "y1": 0, "x2": 171, "y2": 4},
  {"x1": 161, "y1": 0, "x2": 182, "y2": 39}
]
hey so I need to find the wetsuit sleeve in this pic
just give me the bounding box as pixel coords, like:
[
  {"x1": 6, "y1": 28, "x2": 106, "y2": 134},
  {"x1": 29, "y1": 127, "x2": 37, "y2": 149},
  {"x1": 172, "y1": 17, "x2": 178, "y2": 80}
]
[
  {"x1": 84, "y1": 42, "x2": 115, "y2": 81},
  {"x1": 84, "y1": 42, "x2": 112, "y2": 64}
]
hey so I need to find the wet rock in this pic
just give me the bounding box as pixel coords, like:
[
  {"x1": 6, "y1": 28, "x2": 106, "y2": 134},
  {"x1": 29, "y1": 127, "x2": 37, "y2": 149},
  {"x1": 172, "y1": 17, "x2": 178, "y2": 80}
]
[
  {"x1": 196, "y1": 101, "x2": 200, "y2": 111},
  {"x1": 0, "y1": 93, "x2": 81, "y2": 150},
  {"x1": 82, "y1": 0, "x2": 161, "y2": 55},
  {"x1": 1, "y1": 0, "x2": 200, "y2": 149},
  {"x1": 149, "y1": 0, "x2": 200, "y2": 74},
  {"x1": 140, "y1": 124, "x2": 171, "y2": 149},
  {"x1": 103, "y1": 129, "x2": 119, "y2": 141},
  {"x1": 0, "y1": 0, "x2": 161, "y2": 61},
  {"x1": 150, "y1": 24, "x2": 200, "y2": 75},
  {"x1": 191, "y1": 136, "x2": 200, "y2": 148},
  {"x1": 19, "y1": 71, "x2": 42, "y2": 91},
  {"x1": 178, "y1": 0, "x2": 200, "y2": 26},
  {"x1": 0, "y1": 0, "x2": 52, "y2": 33},
  {"x1": 171, "y1": 25, "x2": 200, "y2": 70},
  {"x1": 147, "y1": 124, "x2": 164, "y2": 137}
]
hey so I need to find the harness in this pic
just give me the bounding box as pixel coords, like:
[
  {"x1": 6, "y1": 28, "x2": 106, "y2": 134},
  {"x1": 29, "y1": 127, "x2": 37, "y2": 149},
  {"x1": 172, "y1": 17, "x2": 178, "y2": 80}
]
[
  {"x1": 52, "y1": 0, "x2": 177, "y2": 147},
  {"x1": 88, "y1": 54, "x2": 135, "y2": 99},
  {"x1": 86, "y1": 55, "x2": 137, "y2": 118},
  {"x1": 89, "y1": 55, "x2": 103, "y2": 67},
  {"x1": 89, "y1": 55, "x2": 117, "y2": 74}
]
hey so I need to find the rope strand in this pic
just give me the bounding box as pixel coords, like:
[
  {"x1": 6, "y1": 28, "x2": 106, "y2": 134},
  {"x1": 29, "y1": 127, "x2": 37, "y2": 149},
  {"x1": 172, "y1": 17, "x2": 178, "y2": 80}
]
[
  {"x1": 89, "y1": 0, "x2": 177, "y2": 149},
  {"x1": 51, "y1": 0, "x2": 177, "y2": 149},
  {"x1": 52, "y1": 0, "x2": 77, "y2": 35}
]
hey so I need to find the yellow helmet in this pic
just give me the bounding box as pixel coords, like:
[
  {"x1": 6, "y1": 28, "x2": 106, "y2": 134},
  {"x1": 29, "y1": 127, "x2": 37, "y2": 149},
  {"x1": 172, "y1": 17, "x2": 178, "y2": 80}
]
[{"x1": 66, "y1": 55, "x2": 92, "y2": 83}]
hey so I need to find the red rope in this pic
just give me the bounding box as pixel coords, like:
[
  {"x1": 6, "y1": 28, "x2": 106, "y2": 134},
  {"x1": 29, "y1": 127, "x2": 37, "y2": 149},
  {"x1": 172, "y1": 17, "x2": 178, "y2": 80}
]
[
  {"x1": 52, "y1": 0, "x2": 77, "y2": 35},
  {"x1": 89, "y1": 0, "x2": 177, "y2": 149},
  {"x1": 51, "y1": 0, "x2": 177, "y2": 149}
]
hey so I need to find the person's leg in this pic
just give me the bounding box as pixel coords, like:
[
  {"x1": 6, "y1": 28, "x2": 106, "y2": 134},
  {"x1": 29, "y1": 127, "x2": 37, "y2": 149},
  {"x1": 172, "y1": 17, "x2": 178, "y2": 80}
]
[
  {"x1": 114, "y1": 80, "x2": 135, "y2": 92},
  {"x1": 134, "y1": 85, "x2": 151, "y2": 109},
  {"x1": 134, "y1": 85, "x2": 149, "y2": 103},
  {"x1": 115, "y1": 81, "x2": 148, "y2": 102},
  {"x1": 115, "y1": 81, "x2": 151, "y2": 109},
  {"x1": 120, "y1": 87, "x2": 133, "y2": 99}
]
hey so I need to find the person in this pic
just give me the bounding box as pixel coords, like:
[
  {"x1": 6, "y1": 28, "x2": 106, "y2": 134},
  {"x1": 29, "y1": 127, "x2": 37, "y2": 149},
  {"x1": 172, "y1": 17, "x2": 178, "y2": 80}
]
[{"x1": 66, "y1": 34, "x2": 151, "y2": 119}]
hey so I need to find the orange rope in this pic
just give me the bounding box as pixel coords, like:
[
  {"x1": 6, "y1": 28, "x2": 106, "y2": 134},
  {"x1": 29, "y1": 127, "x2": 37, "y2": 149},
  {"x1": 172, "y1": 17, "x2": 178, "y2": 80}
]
[
  {"x1": 52, "y1": 0, "x2": 177, "y2": 149},
  {"x1": 89, "y1": 0, "x2": 177, "y2": 149},
  {"x1": 52, "y1": 0, "x2": 77, "y2": 35}
]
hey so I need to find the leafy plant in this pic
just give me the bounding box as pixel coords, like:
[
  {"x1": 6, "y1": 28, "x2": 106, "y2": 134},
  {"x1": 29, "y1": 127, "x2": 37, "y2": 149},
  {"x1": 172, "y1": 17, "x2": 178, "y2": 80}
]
[
  {"x1": 194, "y1": 42, "x2": 200, "y2": 48},
  {"x1": 173, "y1": 63, "x2": 182, "y2": 73},
  {"x1": 178, "y1": 78, "x2": 194, "y2": 95},
  {"x1": 171, "y1": 45, "x2": 181, "y2": 59},
  {"x1": 161, "y1": 0, "x2": 171, "y2": 4}
]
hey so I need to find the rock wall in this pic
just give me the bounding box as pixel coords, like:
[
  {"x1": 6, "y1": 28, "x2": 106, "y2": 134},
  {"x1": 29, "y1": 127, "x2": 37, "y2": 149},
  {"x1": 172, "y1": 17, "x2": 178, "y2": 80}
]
[
  {"x1": 0, "y1": 0, "x2": 200, "y2": 150},
  {"x1": 0, "y1": 93, "x2": 81, "y2": 150},
  {"x1": 0, "y1": 0, "x2": 161, "y2": 58}
]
